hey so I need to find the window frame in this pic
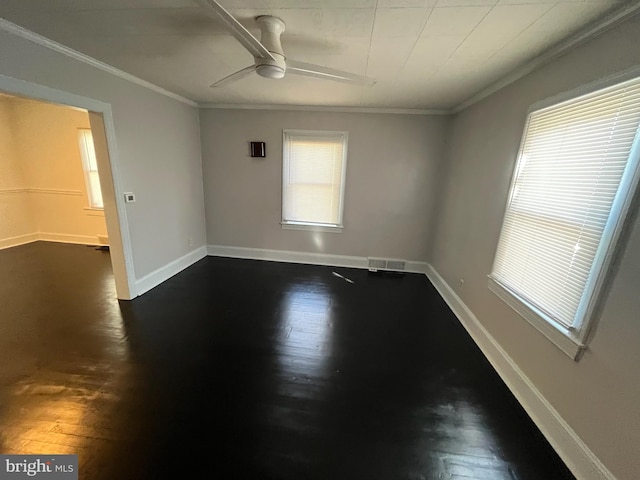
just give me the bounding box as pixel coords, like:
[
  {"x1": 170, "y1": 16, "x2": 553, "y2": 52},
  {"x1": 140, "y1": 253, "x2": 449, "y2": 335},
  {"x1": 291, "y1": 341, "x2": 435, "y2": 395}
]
[
  {"x1": 488, "y1": 70, "x2": 640, "y2": 360},
  {"x1": 281, "y1": 129, "x2": 349, "y2": 232},
  {"x1": 77, "y1": 128, "x2": 104, "y2": 211}
]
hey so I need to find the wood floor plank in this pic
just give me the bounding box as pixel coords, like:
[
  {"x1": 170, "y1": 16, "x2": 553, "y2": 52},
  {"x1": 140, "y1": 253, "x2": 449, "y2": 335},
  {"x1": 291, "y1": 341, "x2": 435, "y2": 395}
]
[{"x1": 0, "y1": 242, "x2": 575, "y2": 479}]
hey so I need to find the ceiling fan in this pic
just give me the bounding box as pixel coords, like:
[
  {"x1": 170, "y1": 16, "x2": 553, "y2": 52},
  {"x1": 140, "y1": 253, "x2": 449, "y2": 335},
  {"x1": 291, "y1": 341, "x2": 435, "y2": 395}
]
[{"x1": 202, "y1": 0, "x2": 376, "y2": 88}]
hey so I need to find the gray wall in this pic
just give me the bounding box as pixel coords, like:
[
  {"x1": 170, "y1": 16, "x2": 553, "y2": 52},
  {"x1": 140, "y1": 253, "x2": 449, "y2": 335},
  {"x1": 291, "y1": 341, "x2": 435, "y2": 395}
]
[
  {"x1": 0, "y1": 28, "x2": 207, "y2": 281},
  {"x1": 430, "y1": 15, "x2": 640, "y2": 479},
  {"x1": 200, "y1": 109, "x2": 449, "y2": 262}
]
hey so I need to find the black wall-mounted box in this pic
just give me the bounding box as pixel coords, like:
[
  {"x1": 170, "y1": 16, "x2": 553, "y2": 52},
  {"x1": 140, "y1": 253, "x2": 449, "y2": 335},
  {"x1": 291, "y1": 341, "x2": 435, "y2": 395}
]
[{"x1": 250, "y1": 141, "x2": 266, "y2": 158}]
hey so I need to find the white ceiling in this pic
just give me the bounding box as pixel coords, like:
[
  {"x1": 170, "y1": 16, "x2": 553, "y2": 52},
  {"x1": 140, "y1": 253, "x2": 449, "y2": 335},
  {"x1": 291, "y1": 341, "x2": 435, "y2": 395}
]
[{"x1": 0, "y1": 0, "x2": 624, "y2": 110}]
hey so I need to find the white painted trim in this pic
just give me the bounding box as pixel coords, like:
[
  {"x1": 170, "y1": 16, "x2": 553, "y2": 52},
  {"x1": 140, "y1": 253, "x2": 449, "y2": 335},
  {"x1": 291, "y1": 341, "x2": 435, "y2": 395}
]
[
  {"x1": 96, "y1": 107, "x2": 137, "y2": 300},
  {"x1": 0, "y1": 19, "x2": 197, "y2": 107},
  {"x1": 0, "y1": 233, "x2": 39, "y2": 250},
  {"x1": 208, "y1": 244, "x2": 366, "y2": 268},
  {"x1": 38, "y1": 232, "x2": 101, "y2": 245},
  {"x1": 425, "y1": 264, "x2": 616, "y2": 480},
  {"x1": 27, "y1": 188, "x2": 83, "y2": 196},
  {"x1": 97, "y1": 234, "x2": 109, "y2": 245},
  {"x1": 135, "y1": 246, "x2": 207, "y2": 297},
  {"x1": 206, "y1": 244, "x2": 430, "y2": 274},
  {"x1": 198, "y1": 103, "x2": 451, "y2": 115},
  {"x1": 281, "y1": 222, "x2": 343, "y2": 233},
  {"x1": 207, "y1": 245, "x2": 367, "y2": 268},
  {"x1": 404, "y1": 260, "x2": 429, "y2": 274},
  {"x1": 85, "y1": 209, "x2": 105, "y2": 217},
  {"x1": 0, "y1": 188, "x2": 83, "y2": 196},
  {"x1": 0, "y1": 188, "x2": 28, "y2": 195},
  {"x1": 0, "y1": 73, "x2": 109, "y2": 112},
  {"x1": 453, "y1": 2, "x2": 640, "y2": 113},
  {"x1": 1, "y1": 4, "x2": 636, "y2": 117},
  {"x1": 488, "y1": 277, "x2": 584, "y2": 360},
  {"x1": 0, "y1": 233, "x2": 112, "y2": 249},
  {"x1": 0, "y1": 73, "x2": 136, "y2": 300}
]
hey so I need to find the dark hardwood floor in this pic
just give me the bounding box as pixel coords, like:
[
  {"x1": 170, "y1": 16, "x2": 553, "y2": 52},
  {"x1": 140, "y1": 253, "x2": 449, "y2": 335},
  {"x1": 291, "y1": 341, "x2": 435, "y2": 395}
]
[{"x1": 0, "y1": 242, "x2": 574, "y2": 479}]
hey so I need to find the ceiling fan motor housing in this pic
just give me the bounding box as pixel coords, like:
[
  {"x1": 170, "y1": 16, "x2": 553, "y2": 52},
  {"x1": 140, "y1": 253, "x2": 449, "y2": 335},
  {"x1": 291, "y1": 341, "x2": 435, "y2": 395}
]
[
  {"x1": 256, "y1": 56, "x2": 286, "y2": 79},
  {"x1": 255, "y1": 15, "x2": 286, "y2": 79},
  {"x1": 208, "y1": 1, "x2": 375, "y2": 87}
]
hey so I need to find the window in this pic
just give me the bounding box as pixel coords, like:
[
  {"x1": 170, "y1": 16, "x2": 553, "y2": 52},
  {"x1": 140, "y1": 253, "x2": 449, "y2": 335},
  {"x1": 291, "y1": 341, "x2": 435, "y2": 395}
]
[
  {"x1": 78, "y1": 129, "x2": 104, "y2": 209},
  {"x1": 282, "y1": 130, "x2": 348, "y2": 231},
  {"x1": 489, "y1": 75, "x2": 640, "y2": 360}
]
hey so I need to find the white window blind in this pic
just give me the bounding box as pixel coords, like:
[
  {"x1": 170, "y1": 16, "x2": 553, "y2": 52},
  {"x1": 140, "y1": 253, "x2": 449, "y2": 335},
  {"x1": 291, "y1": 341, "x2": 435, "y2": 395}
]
[
  {"x1": 491, "y1": 76, "x2": 640, "y2": 333},
  {"x1": 282, "y1": 130, "x2": 348, "y2": 227},
  {"x1": 78, "y1": 129, "x2": 104, "y2": 209}
]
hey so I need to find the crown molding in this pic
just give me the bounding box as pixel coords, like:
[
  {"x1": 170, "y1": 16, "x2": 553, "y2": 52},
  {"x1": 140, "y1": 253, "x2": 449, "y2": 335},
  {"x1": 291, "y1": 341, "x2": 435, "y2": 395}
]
[
  {"x1": 198, "y1": 103, "x2": 452, "y2": 115},
  {"x1": 0, "y1": 18, "x2": 197, "y2": 108},
  {"x1": 453, "y1": 2, "x2": 640, "y2": 114},
  {"x1": 0, "y1": 16, "x2": 448, "y2": 116},
  {"x1": 6, "y1": 1, "x2": 637, "y2": 118}
]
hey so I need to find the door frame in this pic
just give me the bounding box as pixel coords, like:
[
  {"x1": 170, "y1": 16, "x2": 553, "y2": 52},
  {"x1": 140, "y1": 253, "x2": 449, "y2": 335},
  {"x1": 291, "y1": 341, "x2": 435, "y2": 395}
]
[{"x1": 0, "y1": 73, "x2": 136, "y2": 299}]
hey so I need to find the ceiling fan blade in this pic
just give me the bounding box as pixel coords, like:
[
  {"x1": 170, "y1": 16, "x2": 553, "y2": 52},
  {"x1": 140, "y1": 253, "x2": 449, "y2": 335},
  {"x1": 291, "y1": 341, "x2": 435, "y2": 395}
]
[
  {"x1": 201, "y1": 0, "x2": 275, "y2": 61},
  {"x1": 210, "y1": 65, "x2": 255, "y2": 87},
  {"x1": 287, "y1": 59, "x2": 376, "y2": 87}
]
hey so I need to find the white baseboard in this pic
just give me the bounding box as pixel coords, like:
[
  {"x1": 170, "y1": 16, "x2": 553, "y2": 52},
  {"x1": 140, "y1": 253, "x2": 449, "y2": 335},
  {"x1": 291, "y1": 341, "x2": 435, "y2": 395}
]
[
  {"x1": 38, "y1": 232, "x2": 100, "y2": 245},
  {"x1": 0, "y1": 232, "x2": 107, "y2": 249},
  {"x1": 0, "y1": 232, "x2": 39, "y2": 250},
  {"x1": 206, "y1": 244, "x2": 430, "y2": 274},
  {"x1": 424, "y1": 265, "x2": 615, "y2": 480},
  {"x1": 135, "y1": 246, "x2": 207, "y2": 297}
]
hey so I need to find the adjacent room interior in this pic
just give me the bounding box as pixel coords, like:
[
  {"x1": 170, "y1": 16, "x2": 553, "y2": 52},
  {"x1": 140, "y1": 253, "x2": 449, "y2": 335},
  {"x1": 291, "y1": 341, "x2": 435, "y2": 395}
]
[
  {"x1": 0, "y1": 1, "x2": 639, "y2": 479},
  {"x1": 0, "y1": 94, "x2": 109, "y2": 250}
]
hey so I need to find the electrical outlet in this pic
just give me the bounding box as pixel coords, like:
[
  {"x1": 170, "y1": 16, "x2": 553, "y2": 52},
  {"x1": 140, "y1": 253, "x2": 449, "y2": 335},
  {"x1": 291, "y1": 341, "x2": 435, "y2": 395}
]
[
  {"x1": 188, "y1": 237, "x2": 194, "y2": 248},
  {"x1": 124, "y1": 192, "x2": 136, "y2": 203}
]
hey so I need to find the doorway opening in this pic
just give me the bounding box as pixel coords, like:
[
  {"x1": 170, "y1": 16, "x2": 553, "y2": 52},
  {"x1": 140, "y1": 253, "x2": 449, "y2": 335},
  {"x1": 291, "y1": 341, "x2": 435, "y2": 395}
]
[{"x1": 0, "y1": 75, "x2": 135, "y2": 299}]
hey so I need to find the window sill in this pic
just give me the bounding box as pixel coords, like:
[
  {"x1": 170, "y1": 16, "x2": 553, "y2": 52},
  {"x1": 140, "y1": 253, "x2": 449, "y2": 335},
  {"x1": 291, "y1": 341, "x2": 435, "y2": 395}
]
[
  {"x1": 281, "y1": 222, "x2": 343, "y2": 233},
  {"x1": 487, "y1": 276, "x2": 586, "y2": 361}
]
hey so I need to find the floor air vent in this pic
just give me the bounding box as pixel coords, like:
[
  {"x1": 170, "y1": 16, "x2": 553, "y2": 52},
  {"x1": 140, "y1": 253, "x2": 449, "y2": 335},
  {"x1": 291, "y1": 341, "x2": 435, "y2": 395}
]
[{"x1": 367, "y1": 258, "x2": 406, "y2": 272}]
